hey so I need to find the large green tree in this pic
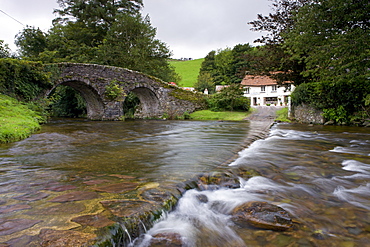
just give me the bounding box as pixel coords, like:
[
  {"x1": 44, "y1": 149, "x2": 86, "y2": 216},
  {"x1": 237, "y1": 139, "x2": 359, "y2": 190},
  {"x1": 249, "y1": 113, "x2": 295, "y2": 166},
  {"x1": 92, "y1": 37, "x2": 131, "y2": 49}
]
[
  {"x1": 284, "y1": 0, "x2": 370, "y2": 122},
  {"x1": 15, "y1": 26, "x2": 47, "y2": 58},
  {"x1": 54, "y1": 0, "x2": 143, "y2": 44},
  {"x1": 99, "y1": 13, "x2": 178, "y2": 81}
]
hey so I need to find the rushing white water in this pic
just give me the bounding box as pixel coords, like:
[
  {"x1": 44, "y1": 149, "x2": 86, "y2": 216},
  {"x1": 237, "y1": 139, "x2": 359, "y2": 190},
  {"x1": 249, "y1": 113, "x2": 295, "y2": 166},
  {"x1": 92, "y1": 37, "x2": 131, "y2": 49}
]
[{"x1": 132, "y1": 123, "x2": 370, "y2": 247}]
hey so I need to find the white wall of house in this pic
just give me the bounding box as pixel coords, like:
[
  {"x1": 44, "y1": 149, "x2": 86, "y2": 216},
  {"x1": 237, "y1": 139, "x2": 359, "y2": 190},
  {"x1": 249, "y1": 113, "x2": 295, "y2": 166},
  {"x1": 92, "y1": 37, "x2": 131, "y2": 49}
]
[{"x1": 243, "y1": 84, "x2": 295, "y2": 106}]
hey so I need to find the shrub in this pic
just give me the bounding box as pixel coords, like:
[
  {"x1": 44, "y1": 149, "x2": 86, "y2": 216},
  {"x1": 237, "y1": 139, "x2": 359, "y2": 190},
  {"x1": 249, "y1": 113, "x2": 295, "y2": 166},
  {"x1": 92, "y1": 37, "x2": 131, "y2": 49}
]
[{"x1": 207, "y1": 84, "x2": 250, "y2": 112}]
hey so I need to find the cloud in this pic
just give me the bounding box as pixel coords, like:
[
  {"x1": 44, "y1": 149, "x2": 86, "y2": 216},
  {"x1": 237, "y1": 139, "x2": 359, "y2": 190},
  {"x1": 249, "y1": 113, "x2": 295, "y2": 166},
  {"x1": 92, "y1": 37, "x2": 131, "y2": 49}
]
[
  {"x1": 0, "y1": 0, "x2": 272, "y2": 58},
  {"x1": 142, "y1": 0, "x2": 271, "y2": 58}
]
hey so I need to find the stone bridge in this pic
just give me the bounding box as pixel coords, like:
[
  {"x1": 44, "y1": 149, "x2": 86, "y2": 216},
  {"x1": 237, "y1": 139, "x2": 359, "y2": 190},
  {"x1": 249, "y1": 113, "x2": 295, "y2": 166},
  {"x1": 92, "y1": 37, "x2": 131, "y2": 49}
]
[{"x1": 45, "y1": 63, "x2": 205, "y2": 120}]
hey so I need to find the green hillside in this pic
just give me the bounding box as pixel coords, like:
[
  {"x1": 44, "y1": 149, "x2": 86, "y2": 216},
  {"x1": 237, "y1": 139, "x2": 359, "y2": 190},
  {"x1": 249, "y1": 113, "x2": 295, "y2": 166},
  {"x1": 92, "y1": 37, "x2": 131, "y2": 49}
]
[{"x1": 169, "y1": 58, "x2": 204, "y2": 87}]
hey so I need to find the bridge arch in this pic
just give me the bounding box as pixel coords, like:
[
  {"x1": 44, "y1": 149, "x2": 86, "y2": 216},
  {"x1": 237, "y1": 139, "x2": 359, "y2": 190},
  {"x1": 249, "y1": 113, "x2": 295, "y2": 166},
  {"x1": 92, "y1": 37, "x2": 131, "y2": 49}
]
[
  {"x1": 45, "y1": 63, "x2": 205, "y2": 120},
  {"x1": 48, "y1": 77, "x2": 106, "y2": 120},
  {"x1": 129, "y1": 87, "x2": 161, "y2": 118}
]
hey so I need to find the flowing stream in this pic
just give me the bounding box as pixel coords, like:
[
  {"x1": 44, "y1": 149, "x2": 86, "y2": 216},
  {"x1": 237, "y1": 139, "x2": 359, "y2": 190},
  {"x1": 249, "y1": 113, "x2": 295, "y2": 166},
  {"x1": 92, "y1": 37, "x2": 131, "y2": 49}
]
[
  {"x1": 0, "y1": 119, "x2": 369, "y2": 246},
  {"x1": 132, "y1": 123, "x2": 370, "y2": 247}
]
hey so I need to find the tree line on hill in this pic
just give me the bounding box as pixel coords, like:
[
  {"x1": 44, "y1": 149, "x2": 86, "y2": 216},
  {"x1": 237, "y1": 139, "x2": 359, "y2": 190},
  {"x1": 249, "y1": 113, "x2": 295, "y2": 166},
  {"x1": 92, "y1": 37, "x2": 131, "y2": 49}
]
[{"x1": 1, "y1": 0, "x2": 369, "y2": 124}]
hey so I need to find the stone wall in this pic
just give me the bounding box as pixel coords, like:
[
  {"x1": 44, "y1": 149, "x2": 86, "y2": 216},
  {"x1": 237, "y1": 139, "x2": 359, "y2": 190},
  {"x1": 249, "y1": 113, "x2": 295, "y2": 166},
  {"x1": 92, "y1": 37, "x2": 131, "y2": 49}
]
[{"x1": 293, "y1": 104, "x2": 325, "y2": 124}]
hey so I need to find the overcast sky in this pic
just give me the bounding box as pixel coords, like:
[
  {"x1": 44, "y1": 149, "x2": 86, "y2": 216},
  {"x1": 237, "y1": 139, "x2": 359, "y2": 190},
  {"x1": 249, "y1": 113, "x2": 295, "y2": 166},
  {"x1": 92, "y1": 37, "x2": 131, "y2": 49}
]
[{"x1": 0, "y1": 0, "x2": 271, "y2": 59}]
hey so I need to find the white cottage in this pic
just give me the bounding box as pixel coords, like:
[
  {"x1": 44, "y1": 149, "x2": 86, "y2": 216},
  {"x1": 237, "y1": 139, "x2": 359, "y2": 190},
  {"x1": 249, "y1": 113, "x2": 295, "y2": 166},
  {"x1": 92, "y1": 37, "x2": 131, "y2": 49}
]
[{"x1": 241, "y1": 74, "x2": 295, "y2": 107}]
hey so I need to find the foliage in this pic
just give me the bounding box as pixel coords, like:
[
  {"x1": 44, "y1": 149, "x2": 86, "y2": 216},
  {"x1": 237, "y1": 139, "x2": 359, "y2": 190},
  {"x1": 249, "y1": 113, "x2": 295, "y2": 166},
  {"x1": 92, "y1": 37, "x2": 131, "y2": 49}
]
[
  {"x1": 0, "y1": 94, "x2": 42, "y2": 143},
  {"x1": 275, "y1": 107, "x2": 291, "y2": 122},
  {"x1": 169, "y1": 58, "x2": 204, "y2": 87},
  {"x1": 54, "y1": 0, "x2": 143, "y2": 43},
  {"x1": 15, "y1": 26, "x2": 48, "y2": 58},
  {"x1": 207, "y1": 84, "x2": 250, "y2": 112},
  {"x1": 194, "y1": 72, "x2": 215, "y2": 94},
  {"x1": 249, "y1": 0, "x2": 370, "y2": 124},
  {"x1": 48, "y1": 86, "x2": 86, "y2": 118},
  {"x1": 104, "y1": 80, "x2": 124, "y2": 101},
  {"x1": 0, "y1": 40, "x2": 11, "y2": 58},
  {"x1": 322, "y1": 106, "x2": 348, "y2": 124},
  {"x1": 189, "y1": 110, "x2": 250, "y2": 121},
  {"x1": 0, "y1": 58, "x2": 51, "y2": 101},
  {"x1": 169, "y1": 88, "x2": 207, "y2": 109},
  {"x1": 99, "y1": 13, "x2": 178, "y2": 82},
  {"x1": 123, "y1": 92, "x2": 140, "y2": 119},
  {"x1": 248, "y1": 0, "x2": 311, "y2": 44}
]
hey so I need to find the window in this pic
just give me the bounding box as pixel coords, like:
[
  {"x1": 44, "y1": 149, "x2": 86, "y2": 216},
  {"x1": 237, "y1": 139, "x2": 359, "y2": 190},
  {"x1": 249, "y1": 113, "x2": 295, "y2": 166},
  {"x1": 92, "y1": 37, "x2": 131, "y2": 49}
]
[
  {"x1": 244, "y1": 87, "x2": 250, "y2": 94},
  {"x1": 261, "y1": 86, "x2": 266, "y2": 92},
  {"x1": 271, "y1": 85, "x2": 277, "y2": 92}
]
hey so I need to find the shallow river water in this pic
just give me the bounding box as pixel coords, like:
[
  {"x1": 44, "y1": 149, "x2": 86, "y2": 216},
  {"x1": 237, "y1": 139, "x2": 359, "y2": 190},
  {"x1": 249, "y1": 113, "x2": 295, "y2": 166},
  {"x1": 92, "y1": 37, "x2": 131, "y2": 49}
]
[
  {"x1": 132, "y1": 123, "x2": 370, "y2": 247},
  {"x1": 0, "y1": 119, "x2": 369, "y2": 246}
]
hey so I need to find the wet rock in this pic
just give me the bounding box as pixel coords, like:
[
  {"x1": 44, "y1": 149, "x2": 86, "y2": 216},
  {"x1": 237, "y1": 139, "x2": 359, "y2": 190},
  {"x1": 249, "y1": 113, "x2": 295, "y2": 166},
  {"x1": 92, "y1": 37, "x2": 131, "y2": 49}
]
[
  {"x1": 49, "y1": 191, "x2": 99, "y2": 202},
  {"x1": 100, "y1": 200, "x2": 153, "y2": 218},
  {"x1": 231, "y1": 201, "x2": 293, "y2": 231},
  {"x1": 39, "y1": 229, "x2": 96, "y2": 247},
  {"x1": 13, "y1": 192, "x2": 49, "y2": 201},
  {"x1": 71, "y1": 214, "x2": 115, "y2": 228},
  {"x1": 196, "y1": 194, "x2": 208, "y2": 203},
  {"x1": 5, "y1": 235, "x2": 40, "y2": 247},
  {"x1": 94, "y1": 182, "x2": 137, "y2": 193},
  {"x1": 44, "y1": 184, "x2": 77, "y2": 192},
  {"x1": 148, "y1": 233, "x2": 184, "y2": 247},
  {"x1": 27, "y1": 202, "x2": 85, "y2": 215},
  {"x1": 82, "y1": 179, "x2": 111, "y2": 185},
  {"x1": 0, "y1": 219, "x2": 42, "y2": 236},
  {"x1": 197, "y1": 172, "x2": 240, "y2": 190},
  {"x1": 0, "y1": 204, "x2": 31, "y2": 214},
  {"x1": 140, "y1": 189, "x2": 173, "y2": 202},
  {"x1": 109, "y1": 174, "x2": 136, "y2": 179}
]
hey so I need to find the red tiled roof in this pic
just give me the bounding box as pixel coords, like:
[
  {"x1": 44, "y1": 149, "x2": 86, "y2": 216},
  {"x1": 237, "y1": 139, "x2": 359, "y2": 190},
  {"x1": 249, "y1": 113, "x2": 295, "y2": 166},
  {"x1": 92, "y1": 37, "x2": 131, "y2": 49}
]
[{"x1": 241, "y1": 75, "x2": 277, "y2": 86}]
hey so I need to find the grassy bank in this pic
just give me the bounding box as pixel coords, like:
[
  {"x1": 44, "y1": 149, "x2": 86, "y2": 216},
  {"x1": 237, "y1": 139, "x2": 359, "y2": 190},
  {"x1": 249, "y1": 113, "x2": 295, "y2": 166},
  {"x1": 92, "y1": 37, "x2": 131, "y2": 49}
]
[
  {"x1": 190, "y1": 110, "x2": 250, "y2": 121},
  {"x1": 0, "y1": 94, "x2": 42, "y2": 143},
  {"x1": 169, "y1": 58, "x2": 204, "y2": 87},
  {"x1": 275, "y1": 107, "x2": 291, "y2": 122}
]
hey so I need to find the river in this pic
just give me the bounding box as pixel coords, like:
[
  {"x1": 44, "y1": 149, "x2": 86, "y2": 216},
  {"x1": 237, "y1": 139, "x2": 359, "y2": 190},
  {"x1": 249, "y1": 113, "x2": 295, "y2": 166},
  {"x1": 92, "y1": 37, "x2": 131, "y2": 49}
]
[{"x1": 0, "y1": 118, "x2": 369, "y2": 246}]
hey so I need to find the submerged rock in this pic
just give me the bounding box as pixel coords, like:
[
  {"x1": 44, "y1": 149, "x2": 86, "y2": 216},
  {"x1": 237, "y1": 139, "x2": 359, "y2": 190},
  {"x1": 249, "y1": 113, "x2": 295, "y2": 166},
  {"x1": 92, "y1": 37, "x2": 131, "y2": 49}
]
[
  {"x1": 39, "y1": 229, "x2": 96, "y2": 247},
  {"x1": 149, "y1": 233, "x2": 184, "y2": 247},
  {"x1": 94, "y1": 182, "x2": 137, "y2": 193},
  {"x1": 231, "y1": 201, "x2": 293, "y2": 231},
  {"x1": 49, "y1": 191, "x2": 99, "y2": 202},
  {"x1": 100, "y1": 200, "x2": 153, "y2": 218},
  {"x1": 0, "y1": 219, "x2": 42, "y2": 236},
  {"x1": 71, "y1": 214, "x2": 115, "y2": 228}
]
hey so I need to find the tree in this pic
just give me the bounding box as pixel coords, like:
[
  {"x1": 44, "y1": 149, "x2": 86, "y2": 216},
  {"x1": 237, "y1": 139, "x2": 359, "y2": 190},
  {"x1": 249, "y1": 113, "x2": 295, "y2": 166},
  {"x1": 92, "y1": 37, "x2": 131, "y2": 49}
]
[
  {"x1": 248, "y1": 0, "x2": 312, "y2": 44},
  {"x1": 247, "y1": 0, "x2": 312, "y2": 84},
  {"x1": 54, "y1": 0, "x2": 143, "y2": 44},
  {"x1": 99, "y1": 13, "x2": 178, "y2": 82},
  {"x1": 194, "y1": 72, "x2": 215, "y2": 94},
  {"x1": 285, "y1": 0, "x2": 370, "y2": 122},
  {"x1": 207, "y1": 84, "x2": 250, "y2": 111},
  {"x1": 0, "y1": 41, "x2": 10, "y2": 58},
  {"x1": 15, "y1": 26, "x2": 47, "y2": 58}
]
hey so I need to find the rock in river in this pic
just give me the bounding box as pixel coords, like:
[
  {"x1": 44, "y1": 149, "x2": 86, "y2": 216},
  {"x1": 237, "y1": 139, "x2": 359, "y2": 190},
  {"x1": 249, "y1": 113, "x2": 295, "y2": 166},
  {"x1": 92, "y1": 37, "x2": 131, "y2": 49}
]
[{"x1": 231, "y1": 201, "x2": 293, "y2": 231}]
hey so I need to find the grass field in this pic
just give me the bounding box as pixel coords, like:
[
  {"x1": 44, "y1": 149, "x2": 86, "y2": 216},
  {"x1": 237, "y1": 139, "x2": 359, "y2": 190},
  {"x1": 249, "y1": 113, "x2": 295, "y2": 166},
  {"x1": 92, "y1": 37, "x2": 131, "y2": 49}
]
[
  {"x1": 169, "y1": 58, "x2": 204, "y2": 87},
  {"x1": 189, "y1": 110, "x2": 251, "y2": 121},
  {"x1": 0, "y1": 94, "x2": 42, "y2": 143}
]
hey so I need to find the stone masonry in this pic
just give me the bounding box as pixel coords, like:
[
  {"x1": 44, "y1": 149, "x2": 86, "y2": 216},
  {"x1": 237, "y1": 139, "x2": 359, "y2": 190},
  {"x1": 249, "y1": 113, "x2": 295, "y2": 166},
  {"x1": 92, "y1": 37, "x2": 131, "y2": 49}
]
[{"x1": 46, "y1": 63, "x2": 204, "y2": 120}]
